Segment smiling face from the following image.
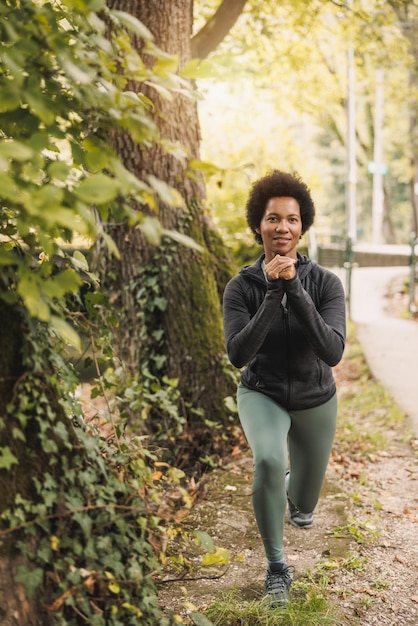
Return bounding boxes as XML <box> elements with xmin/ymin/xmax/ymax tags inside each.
<box><xmin>256</xmin><ymin>197</ymin><xmax>302</xmax><ymax>262</ymax></box>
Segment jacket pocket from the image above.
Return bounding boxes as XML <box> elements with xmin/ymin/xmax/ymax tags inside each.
<box><xmin>316</xmin><ymin>357</ymin><xmax>324</xmax><ymax>387</ymax></box>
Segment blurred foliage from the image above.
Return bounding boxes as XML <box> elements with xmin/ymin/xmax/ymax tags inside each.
<box><xmin>195</xmin><ymin>0</ymin><xmax>415</xmax><ymax>254</ymax></box>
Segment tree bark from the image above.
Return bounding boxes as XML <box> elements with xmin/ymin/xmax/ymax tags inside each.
<box><xmin>191</xmin><ymin>0</ymin><xmax>248</xmax><ymax>59</ymax></box>
<box><xmin>0</xmin><ymin>302</ymin><xmax>64</xmax><ymax>625</ymax></box>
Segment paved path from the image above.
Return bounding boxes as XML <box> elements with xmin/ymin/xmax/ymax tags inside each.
<box><xmin>343</xmin><ymin>266</ymin><xmax>418</xmax><ymax>437</ymax></box>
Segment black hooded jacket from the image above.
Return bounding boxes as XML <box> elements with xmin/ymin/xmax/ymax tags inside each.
<box><xmin>223</xmin><ymin>254</ymin><xmax>346</xmax><ymax>410</ymax></box>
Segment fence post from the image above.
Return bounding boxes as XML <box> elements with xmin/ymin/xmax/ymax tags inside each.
<box><xmin>409</xmin><ymin>232</ymin><xmax>417</xmax><ymax>314</ymax></box>
<box><xmin>344</xmin><ymin>236</ymin><xmax>354</xmax><ymax>320</ymax></box>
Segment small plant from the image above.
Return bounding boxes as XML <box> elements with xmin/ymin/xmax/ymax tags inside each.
<box><xmin>330</xmin><ymin>516</ymin><xmax>379</xmax><ymax>544</ymax></box>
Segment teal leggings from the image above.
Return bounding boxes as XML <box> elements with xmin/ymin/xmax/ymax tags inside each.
<box><xmin>237</xmin><ymin>385</ymin><xmax>338</xmax><ymax>562</ymax></box>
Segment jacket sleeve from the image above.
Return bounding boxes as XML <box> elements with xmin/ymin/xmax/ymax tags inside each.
<box><xmin>284</xmin><ymin>271</ymin><xmax>346</xmax><ymax>366</ymax></box>
<box><xmin>222</xmin><ymin>276</ymin><xmax>285</xmax><ymax>368</ymax></box>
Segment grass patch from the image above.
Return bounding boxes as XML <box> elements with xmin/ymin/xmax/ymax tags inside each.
<box><xmin>336</xmin><ymin>321</ymin><xmax>405</xmax><ymax>456</ymax></box>
<box><xmin>198</xmin><ymin>578</ymin><xmax>341</xmax><ymax>626</ymax></box>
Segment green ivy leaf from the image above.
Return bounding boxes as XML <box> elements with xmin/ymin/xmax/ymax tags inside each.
<box><xmin>0</xmin><ymin>446</ymin><xmax>19</xmax><ymax>469</ymax></box>
<box><xmin>15</xmin><ymin>566</ymin><xmax>44</xmax><ymax>599</ymax></box>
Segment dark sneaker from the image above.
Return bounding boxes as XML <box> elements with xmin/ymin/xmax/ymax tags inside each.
<box><xmin>285</xmin><ymin>471</ymin><xmax>314</xmax><ymax>528</ymax></box>
<box><xmin>287</xmin><ymin>499</ymin><xmax>314</xmax><ymax>528</ymax></box>
<box><xmin>264</xmin><ymin>565</ymin><xmax>293</xmax><ymax>607</ymax></box>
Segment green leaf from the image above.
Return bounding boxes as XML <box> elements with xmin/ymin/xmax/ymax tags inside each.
<box><xmin>50</xmin><ymin>316</ymin><xmax>82</xmax><ymax>351</ymax></box>
<box><xmin>73</xmin><ymin>512</ymin><xmax>92</xmax><ymax>537</ymax></box>
<box><xmin>17</xmin><ymin>275</ymin><xmax>50</xmax><ymax>321</ymax></box>
<box><xmin>75</xmin><ymin>174</ymin><xmax>121</xmax><ymax>204</ymax></box>
<box><xmin>190</xmin><ymin>612</ymin><xmax>216</xmax><ymax>626</ymax></box>
<box><xmin>26</xmin><ymin>184</ymin><xmax>64</xmax><ymax>213</ymax></box>
<box><xmin>147</xmin><ymin>174</ymin><xmax>184</xmax><ymax>207</ymax></box>
<box><xmin>0</xmin><ymin>246</ymin><xmax>18</xmax><ymax>266</ymax></box>
<box><xmin>72</xmin><ymin>250</ymin><xmax>90</xmax><ymax>272</ymax></box>
<box><xmin>101</xmin><ymin>231</ymin><xmax>120</xmax><ymax>258</ymax></box>
<box><xmin>84</xmin><ymin>144</ymin><xmax>111</xmax><ymax>171</ymax></box>
<box><xmin>0</xmin><ymin>173</ymin><xmax>19</xmax><ymax>200</ymax></box>
<box><xmin>0</xmin><ymin>140</ymin><xmax>34</xmax><ymax>161</ymax></box>
<box><xmin>140</xmin><ymin>216</ymin><xmax>163</xmax><ymax>246</ymax></box>
<box><xmin>224</xmin><ymin>396</ymin><xmax>237</xmax><ymax>413</ymax></box>
<box><xmin>193</xmin><ymin>530</ymin><xmax>215</xmax><ymax>552</ymax></box>
<box><xmin>201</xmin><ymin>547</ymin><xmax>230</xmax><ymax>567</ymax></box>
<box><xmin>0</xmin><ymin>87</ymin><xmax>20</xmax><ymax>112</ymax></box>
<box><xmin>111</xmin><ymin>10</ymin><xmax>154</xmax><ymax>40</ymax></box>
<box><xmin>153</xmin><ymin>54</ymin><xmax>179</xmax><ymax>77</ymax></box>
<box><xmin>47</xmin><ymin>160</ymin><xmax>72</xmax><ymax>181</ymax></box>
<box><xmin>15</xmin><ymin>566</ymin><xmax>44</xmax><ymax>599</ymax></box>
<box><xmin>24</xmin><ymin>91</ymin><xmax>56</xmax><ymax>125</ymax></box>
<box><xmin>188</xmin><ymin>159</ymin><xmax>221</xmax><ymax>176</ymax></box>
<box><xmin>163</xmin><ymin>229</ymin><xmax>203</xmax><ymax>252</ymax></box>
<box><xmin>42</xmin><ymin>269</ymin><xmax>82</xmax><ymax>300</ymax></box>
<box><xmin>0</xmin><ymin>446</ymin><xmax>18</xmax><ymax>469</ymax></box>
<box><xmin>181</xmin><ymin>59</ymin><xmax>218</xmax><ymax>80</ymax></box>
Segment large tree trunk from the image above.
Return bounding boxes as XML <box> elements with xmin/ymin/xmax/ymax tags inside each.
<box><xmin>100</xmin><ymin>0</ymin><xmax>238</xmax><ymax>449</ymax></box>
<box><xmin>0</xmin><ymin>302</ymin><xmax>62</xmax><ymax>624</ymax></box>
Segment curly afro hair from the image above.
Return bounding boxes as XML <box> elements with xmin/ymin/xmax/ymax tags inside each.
<box><xmin>246</xmin><ymin>170</ymin><xmax>315</xmax><ymax>244</ymax></box>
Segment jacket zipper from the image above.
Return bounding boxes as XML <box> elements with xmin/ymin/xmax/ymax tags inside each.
<box><xmin>281</xmin><ymin>295</ymin><xmax>292</xmax><ymax>408</ymax></box>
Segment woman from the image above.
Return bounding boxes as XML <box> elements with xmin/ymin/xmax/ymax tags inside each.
<box><xmin>222</xmin><ymin>170</ymin><xmax>346</xmax><ymax>606</ymax></box>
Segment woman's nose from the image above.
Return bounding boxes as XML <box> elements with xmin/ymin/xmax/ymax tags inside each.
<box><xmin>275</xmin><ymin>221</ymin><xmax>288</xmax><ymax>231</ymax></box>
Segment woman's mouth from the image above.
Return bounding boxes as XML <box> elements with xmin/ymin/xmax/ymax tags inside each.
<box><xmin>273</xmin><ymin>237</ymin><xmax>290</xmax><ymax>245</ymax></box>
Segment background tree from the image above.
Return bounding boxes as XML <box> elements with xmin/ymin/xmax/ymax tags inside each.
<box><xmin>388</xmin><ymin>0</ymin><xmax>418</xmax><ymax>234</ymax></box>
<box><xmin>98</xmin><ymin>0</ymin><xmax>249</xmax><ymax>465</ymax></box>
<box><xmin>197</xmin><ymin>0</ymin><xmax>415</xmax><ymax>248</ymax></box>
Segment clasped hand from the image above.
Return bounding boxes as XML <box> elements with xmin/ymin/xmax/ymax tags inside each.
<box><xmin>265</xmin><ymin>255</ymin><xmax>296</xmax><ymax>281</ymax></box>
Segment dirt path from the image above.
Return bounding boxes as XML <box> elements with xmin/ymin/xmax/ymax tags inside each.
<box><xmin>158</xmin><ymin>345</ymin><xmax>418</xmax><ymax>625</ymax></box>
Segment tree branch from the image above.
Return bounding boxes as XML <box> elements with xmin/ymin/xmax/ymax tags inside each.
<box><xmin>191</xmin><ymin>0</ymin><xmax>248</xmax><ymax>60</ymax></box>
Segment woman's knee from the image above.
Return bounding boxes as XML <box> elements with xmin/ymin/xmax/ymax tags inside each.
<box><xmin>255</xmin><ymin>454</ymin><xmax>287</xmax><ymax>484</ymax></box>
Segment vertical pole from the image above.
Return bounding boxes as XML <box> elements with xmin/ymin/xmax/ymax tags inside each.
<box><xmin>372</xmin><ymin>69</ymin><xmax>385</xmax><ymax>244</ymax></box>
<box><xmin>345</xmin><ymin>35</ymin><xmax>356</xmax><ymax>320</ymax></box>
<box><xmin>347</xmin><ymin>45</ymin><xmax>357</xmax><ymax>245</ymax></box>
<box><xmin>409</xmin><ymin>232</ymin><xmax>417</xmax><ymax>314</ymax></box>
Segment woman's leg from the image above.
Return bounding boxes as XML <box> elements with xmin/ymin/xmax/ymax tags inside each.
<box><xmin>237</xmin><ymin>385</ymin><xmax>291</xmax><ymax>562</ymax></box>
<box><xmin>287</xmin><ymin>393</ymin><xmax>338</xmax><ymax>514</ymax></box>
